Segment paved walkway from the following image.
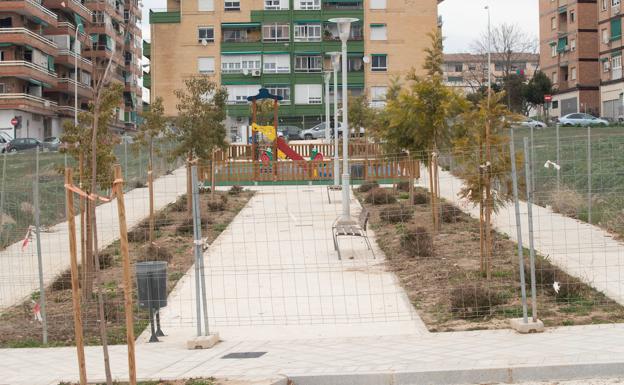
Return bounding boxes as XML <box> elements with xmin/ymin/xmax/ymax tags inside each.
<box><xmin>418</xmin><ymin>166</ymin><xmax>624</xmax><ymax>306</ymax></box>
<box><xmin>0</xmin><ymin>167</ymin><xmax>187</xmax><ymax>310</ymax></box>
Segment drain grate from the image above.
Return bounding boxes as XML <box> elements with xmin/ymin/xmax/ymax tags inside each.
<box><xmin>221</xmin><ymin>351</ymin><xmax>267</xmax><ymax>359</ymax></box>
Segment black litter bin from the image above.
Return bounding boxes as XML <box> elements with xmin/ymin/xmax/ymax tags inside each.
<box><xmin>136</xmin><ymin>261</ymin><xmax>167</xmax><ymax>309</ymax></box>
<box><xmin>351</xmin><ymin>164</ymin><xmax>364</xmax><ymax>179</ymax></box>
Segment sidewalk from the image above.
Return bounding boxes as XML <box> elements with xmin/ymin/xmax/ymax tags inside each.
<box><xmin>419</xmin><ymin>166</ymin><xmax>624</xmax><ymax>306</ymax></box>
<box><xmin>0</xmin><ymin>167</ymin><xmax>187</xmax><ymax>310</ymax></box>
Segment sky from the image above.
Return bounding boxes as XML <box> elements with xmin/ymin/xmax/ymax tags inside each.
<box><xmin>140</xmin><ymin>0</ymin><xmax>540</xmax><ymax>51</ymax></box>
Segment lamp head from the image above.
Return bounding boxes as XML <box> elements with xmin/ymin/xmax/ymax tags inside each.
<box><xmin>327</xmin><ymin>51</ymin><xmax>341</xmax><ymax>69</ymax></box>
<box><xmin>328</xmin><ymin>18</ymin><xmax>358</xmax><ymax>41</ymax></box>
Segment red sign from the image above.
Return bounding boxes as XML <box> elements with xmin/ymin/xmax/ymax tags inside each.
<box><xmin>10</xmin><ymin>118</ymin><xmax>18</xmax><ymax>126</ymax></box>
<box><xmin>544</xmin><ymin>95</ymin><xmax>553</xmax><ymax>102</ymax></box>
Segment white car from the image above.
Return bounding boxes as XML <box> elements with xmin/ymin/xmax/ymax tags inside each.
<box><xmin>558</xmin><ymin>113</ymin><xmax>609</xmax><ymax>127</ymax></box>
<box><xmin>520</xmin><ymin>118</ymin><xmax>547</xmax><ymax>129</ymax></box>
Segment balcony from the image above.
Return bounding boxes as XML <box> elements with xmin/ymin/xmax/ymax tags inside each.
<box><xmin>50</xmin><ymin>22</ymin><xmax>91</xmax><ymax>45</ymax></box>
<box><xmin>613</xmin><ymin>67</ymin><xmax>623</xmax><ymax>81</ymax></box>
<box><xmin>0</xmin><ymin>28</ymin><xmax>58</xmax><ymax>56</ymax></box>
<box><xmin>143</xmin><ymin>40</ymin><xmax>150</xmax><ymax>59</ymax></box>
<box><xmin>57</xmin><ymin>105</ymin><xmax>87</xmax><ymax>117</ymax></box>
<box><xmin>45</xmin><ymin>0</ymin><xmax>92</xmax><ymax>21</ymax></box>
<box><xmin>0</xmin><ymin>0</ymin><xmax>58</xmax><ymax>27</ymax></box>
<box><xmin>142</xmin><ymin>72</ymin><xmax>150</xmax><ymax>88</ymax></box>
<box><xmin>0</xmin><ymin>60</ymin><xmax>57</xmax><ymax>86</ymax></box>
<box><xmin>56</xmin><ymin>49</ymin><xmax>93</xmax><ymax>72</ymax></box>
<box><xmin>322</xmin><ymin>0</ymin><xmax>363</xmax><ymax>10</ymax></box>
<box><xmin>54</xmin><ymin>78</ymin><xmax>93</xmax><ymax>97</ymax></box>
<box><xmin>149</xmin><ymin>9</ymin><xmax>180</xmax><ymax>24</ymax></box>
<box><xmin>0</xmin><ymin>93</ymin><xmax>57</xmax><ymax>115</ymax></box>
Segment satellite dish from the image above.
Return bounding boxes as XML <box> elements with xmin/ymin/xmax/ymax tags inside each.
<box><xmin>201</xmin><ymin>39</ymin><xmax>208</xmax><ymax>46</ymax></box>
<box><xmin>362</xmin><ymin>55</ymin><xmax>371</xmax><ymax>64</ymax></box>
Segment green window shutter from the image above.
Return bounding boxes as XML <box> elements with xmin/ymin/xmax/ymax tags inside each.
<box><xmin>105</xmin><ymin>35</ymin><xmax>113</xmax><ymax>50</ymax></box>
<box><xmin>47</xmin><ymin>55</ymin><xmax>55</xmax><ymax>72</ymax></box>
<box><xmin>612</xmin><ymin>18</ymin><xmax>622</xmax><ymax>40</ymax></box>
<box><xmin>90</xmin><ymin>33</ymin><xmax>98</xmax><ymax>43</ymax></box>
<box><xmin>74</xmin><ymin>13</ymin><xmax>84</xmax><ymax>34</ymax></box>
<box><xmin>556</xmin><ymin>37</ymin><xmax>568</xmax><ymax>53</ymax></box>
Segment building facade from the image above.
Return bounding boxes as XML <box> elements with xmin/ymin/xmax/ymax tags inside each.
<box><xmin>148</xmin><ymin>0</ymin><xmax>441</xmax><ymax>139</ymax></box>
<box><xmin>443</xmin><ymin>52</ymin><xmax>539</xmax><ymax>94</ymax></box>
<box><xmin>0</xmin><ymin>0</ymin><xmax>142</xmax><ymax>140</ymax></box>
<box><xmin>539</xmin><ymin>0</ymin><xmax>600</xmax><ymax>118</ymax></box>
<box><xmin>598</xmin><ymin>0</ymin><xmax>624</xmax><ymax>120</ymax></box>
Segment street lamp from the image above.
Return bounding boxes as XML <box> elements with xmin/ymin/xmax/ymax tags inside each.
<box><xmin>485</xmin><ymin>5</ymin><xmax>491</xmax><ymax>97</ymax></box>
<box><xmin>324</xmin><ymin>71</ymin><xmax>331</xmax><ymax>142</ymax></box>
<box><xmin>329</xmin><ymin>17</ymin><xmax>358</xmax><ymax>223</ymax></box>
<box><xmin>328</xmin><ymin>51</ymin><xmax>341</xmax><ymax>187</ymax></box>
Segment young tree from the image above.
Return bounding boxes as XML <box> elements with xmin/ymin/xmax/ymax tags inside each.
<box><xmin>348</xmin><ymin>93</ymin><xmax>374</xmax><ymax>135</ymax></box>
<box><xmin>453</xmin><ymin>91</ymin><xmax>521</xmax><ymax>279</ymax></box>
<box><xmin>170</xmin><ymin>76</ymin><xmax>228</xmax><ymax>211</ymax></box>
<box><xmin>502</xmin><ymin>73</ymin><xmax>528</xmax><ymax>114</ymax></box>
<box><xmin>523</xmin><ymin>71</ymin><xmax>553</xmax><ymax>118</ymax></box>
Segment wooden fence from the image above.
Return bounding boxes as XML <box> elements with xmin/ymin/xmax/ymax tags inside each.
<box><xmin>213</xmin><ymin>141</ymin><xmax>385</xmax><ymax>161</ymax></box>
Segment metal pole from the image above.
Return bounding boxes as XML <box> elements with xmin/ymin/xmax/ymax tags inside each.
<box><xmin>486</xmin><ymin>6</ymin><xmax>491</xmax><ymax>93</ymax></box>
<box><xmin>333</xmin><ymin>65</ymin><xmax>339</xmax><ymax>186</ymax></box>
<box><xmin>510</xmin><ymin>130</ymin><xmax>528</xmax><ymax>323</ymax></box>
<box><xmin>530</xmin><ymin>125</ymin><xmax>535</xmax><ymax>193</ymax></box>
<box><xmin>190</xmin><ymin>164</ymin><xmax>202</xmax><ymax>337</ymax></box>
<box><xmin>324</xmin><ymin>72</ymin><xmax>331</xmax><ymax>142</ymax></box>
<box><xmin>191</xmin><ymin>165</ymin><xmax>210</xmax><ymax>336</ymax></box>
<box><xmin>587</xmin><ymin>126</ymin><xmax>592</xmax><ymax>224</ymax></box>
<box><xmin>523</xmin><ymin>137</ymin><xmax>538</xmax><ymax>322</ymax></box>
<box><xmin>340</xmin><ymin>38</ymin><xmax>351</xmax><ymax>221</ymax></box>
<box><xmin>74</xmin><ymin>27</ymin><xmax>78</xmax><ymax>127</ymax></box>
<box><xmin>34</xmin><ymin>146</ymin><xmax>48</xmax><ymax>343</ymax></box>
<box><xmin>556</xmin><ymin>123</ymin><xmax>560</xmax><ymax>190</ymax></box>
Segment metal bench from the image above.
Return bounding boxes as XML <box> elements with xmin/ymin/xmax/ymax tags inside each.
<box><xmin>326</xmin><ymin>185</ymin><xmax>342</xmax><ymax>203</ymax></box>
<box><xmin>332</xmin><ymin>208</ymin><xmax>375</xmax><ymax>260</ymax></box>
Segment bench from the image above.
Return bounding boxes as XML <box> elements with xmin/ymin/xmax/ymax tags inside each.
<box><xmin>332</xmin><ymin>208</ymin><xmax>375</xmax><ymax>260</ymax></box>
<box><xmin>326</xmin><ymin>184</ymin><xmax>342</xmax><ymax>203</ymax></box>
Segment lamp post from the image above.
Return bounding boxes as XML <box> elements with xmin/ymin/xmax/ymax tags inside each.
<box><xmin>485</xmin><ymin>5</ymin><xmax>491</xmax><ymax>96</ymax></box>
<box><xmin>74</xmin><ymin>26</ymin><xmax>79</xmax><ymax>127</ymax></box>
<box><xmin>329</xmin><ymin>17</ymin><xmax>358</xmax><ymax>223</ymax></box>
<box><xmin>324</xmin><ymin>71</ymin><xmax>331</xmax><ymax>142</ymax></box>
<box><xmin>328</xmin><ymin>51</ymin><xmax>341</xmax><ymax>187</ymax></box>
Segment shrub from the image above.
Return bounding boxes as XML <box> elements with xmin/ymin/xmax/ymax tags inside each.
<box><xmin>207</xmin><ymin>194</ymin><xmax>228</xmax><ymax>211</ymax></box>
<box><xmin>51</xmin><ymin>270</ymin><xmax>73</xmax><ymax>291</ymax></box>
<box><xmin>131</xmin><ymin>179</ymin><xmax>147</xmax><ymax>189</ymax></box>
<box><xmin>450</xmin><ymin>285</ymin><xmax>506</xmax><ymax>318</ymax></box>
<box><xmin>228</xmin><ymin>185</ymin><xmax>244</xmax><ymax>196</ymax></box>
<box><xmin>154</xmin><ymin>212</ymin><xmax>175</xmax><ymax>229</ymax></box>
<box><xmin>379</xmin><ymin>205</ymin><xmax>414</xmax><ymax>223</ymax></box>
<box><xmin>364</xmin><ymin>188</ymin><xmax>397</xmax><ymax>205</ymax></box>
<box><xmin>549</xmin><ymin>187</ymin><xmax>584</xmax><ymax>218</ymax></box>
<box><xmin>358</xmin><ymin>180</ymin><xmax>379</xmax><ymax>193</ymax></box>
<box><xmin>175</xmin><ymin>217</ymin><xmax>194</xmax><ymax>235</ymax></box>
<box><xmin>98</xmin><ymin>251</ymin><xmax>115</xmax><ymax>269</ymax></box>
<box><xmin>529</xmin><ymin>257</ymin><xmax>585</xmax><ymax>300</ymax></box>
<box><xmin>198</xmin><ymin>185</ymin><xmax>211</xmax><ymax>194</ymax></box>
<box><xmin>400</xmin><ymin>226</ymin><xmax>433</xmax><ymax>257</ymax></box>
<box><xmin>170</xmin><ymin>195</ymin><xmax>188</xmax><ymax>212</ymax></box>
<box><xmin>413</xmin><ymin>189</ymin><xmax>430</xmax><ymax>205</ymax></box>
<box><xmin>397</xmin><ymin>181</ymin><xmax>411</xmax><ymax>192</ymax></box>
<box><xmin>137</xmin><ymin>243</ymin><xmax>173</xmax><ymax>263</ymax></box>
<box><xmin>127</xmin><ymin>221</ymin><xmax>149</xmax><ymax>243</ymax></box>
<box><xmin>440</xmin><ymin>203</ymin><xmax>462</xmax><ymax>223</ymax></box>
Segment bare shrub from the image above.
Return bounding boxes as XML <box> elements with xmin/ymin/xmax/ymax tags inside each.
<box><xmin>228</xmin><ymin>185</ymin><xmax>244</xmax><ymax>196</ymax></box>
<box><xmin>207</xmin><ymin>195</ymin><xmax>228</xmax><ymax>211</ymax></box>
<box><xmin>127</xmin><ymin>221</ymin><xmax>149</xmax><ymax>243</ymax></box>
<box><xmin>397</xmin><ymin>181</ymin><xmax>411</xmax><ymax>192</ymax></box>
<box><xmin>450</xmin><ymin>285</ymin><xmax>506</xmax><ymax>318</ymax></box>
<box><xmin>413</xmin><ymin>188</ymin><xmax>430</xmax><ymax>205</ymax></box>
<box><xmin>51</xmin><ymin>270</ymin><xmax>73</xmax><ymax>291</ymax></box>
<box><xmin>358</xmin><ymin>180</ymin><xmax>379</xmax><ymax>193</ymax></box>
<box><xmin>440</xmin><ymin>203</ymin><xmax>462</xmax><ymax>223</ymax></box>
<box><xmin>137</xmin><ymin>243</ymin><xmax>173</xmax><ymax>263</ymax></box>
<box><xmin>170</xmin><ymin>195</ymin><xmax>187</xmax><ymax>212</ymax></box>
<box><xmin>400</xmin><ymin>226</ymin><xmax>433</xmax><ymax>257</ymax></box>
<box><xmin>365</xmin><ymin>188</ymin><xmax>397</xmax><ymax>205</ymax></box>
<box><xmin>549</xmin><ymin>187</ymin><xmax>584</xmax><ymax>218</ymax></box>
<box><xmin>379</xmin><ymin>205</ymin><xmax>414</xmax><ymax>223</ymax></box>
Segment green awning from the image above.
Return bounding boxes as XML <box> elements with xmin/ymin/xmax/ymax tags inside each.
<box><xmin>31</xmin><ymin>16</ymin><xmax>48</xmax><ymax>27</ymax></box>
<box><xmin>295</xmin><ymin>51</ymin><xmax>321</xmax><ymax>55</ymax></box>
<box><xmin>558</xmin><ymin>6</ymin><xmax>567</xmax><ymax>14</ymax></box>
<box><xmin>263</xmin><ymin>51</ymin><xmax>289</xmax><ymax>54</ymax></box>
<box><xmin>611</xmin><ymin>18</ymin><xmax>622</xmax><ymax>40</ymax></box>
<box><xmin>221</xmin><ymin>51</ymin><xmax>262</xmax><ymax>55</ymax></box>
<box><xmin>295</xmin><ymin>20</ymin><xmax>320</xmax><ymax>23</ymax></box>
<box><xmin>611</xmin><ymin>51</ymin><xmax>622</xmax><ymax>57</ymax></box>
<box><xmin>90</xmin><ymin>33</ymin><xmax>98</xmax><ymax>43</ymax></box>
<box><xmin>0</xmin><ymin>43</ymin><xmax>12</xmax><ymax>47</ymax></box>
<box><xmin>370</xmin><ymin>23</ymin><xmax>386</xmax><ymax>27</ymax></box>
<box><xmin>347</xmin><ymin>52</ymin><xmax>363</xmax><ymax>57</ymax></box>
<box><xmin>222</xmin><ymin>22</ymin><xmax>260</xmax><ymax>28</ymax></box>
<box><xmin>105</xmin><ymin>35</ymin><xmax>113</xmax><ymax>50</ymax></box>
<box><xmin>74</xmin><ymin>13</ymin><xmax>84</xmax><ymax>34</ymax></box>
<box><xmin>222</xmin><ymin>81</ymin><xmax>260</xmax><ymax>85</ymax></box>
<box><xmin>371</xmin><ymin>54</ymin><xmax>386</xmax><ymax>57</ymax></box>
<box><xmin>47</xmin><ymin>55</ymin><xmax>55</xmax><ymax>72</ymax></box>
<box><xmin>28</xmin><ymin>79</ymin><xmax>43</xmax><ymax>86</ymax></box>
<box><xmin>601</xmin><ymin>57</ymin><xmax>610</xmax><ymax>62</ymax></box>
<box><xmin>42</xmin><ymin>82</ymin><xmax>52</xmax><ymax>88</ymax></box>
<box><xmin>324</xmin><ymin>0</ymin><xmax>361</xmax><ymax>2</ymax></box>
<box><xmin>556</xmin><ymin>37</ymin><xmax>567</xmax><ymax>53</ymax></box>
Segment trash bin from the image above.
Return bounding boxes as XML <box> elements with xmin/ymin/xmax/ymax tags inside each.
<box><xmin>351</xmin><ymin>164</ymin><xmax>364</xmax><ymax>179</ymax></box>
<box><xmin>136</xmin><ymin>261</ymin><xmax>167</xmax><ymax>309</ymax></box>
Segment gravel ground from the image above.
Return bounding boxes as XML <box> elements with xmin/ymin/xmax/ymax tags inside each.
<box><xmin>490</xmin><ymin>379</ymin><xmax>624</xmax><ymax>385</ymax></box>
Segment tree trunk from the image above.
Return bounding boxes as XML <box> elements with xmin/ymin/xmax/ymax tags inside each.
<box><xmin>186</xmin><ymin>154</ymin><xmax>192</xmax><ymax>215</ymax></box>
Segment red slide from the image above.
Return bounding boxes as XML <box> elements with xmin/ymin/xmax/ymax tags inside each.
<box><xmin>276</xmin><ymin>137</ymin><xmax>304</xmax><ymax>160</ymax></box>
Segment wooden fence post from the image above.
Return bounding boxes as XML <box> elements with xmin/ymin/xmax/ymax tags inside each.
<box><xmin>65</xmin><ymin>168</ymin><xmax>87</xmax><ymax>385</ymax></box>
<box><xmin>409</xmin><ymin>159</ymin><xmax>415</xmax><ymax>205</ymax></box>
<box><xmin>148</xmin><ymin>168</ymin><xmax>154</xmax><ymax>244</ymax></box>
<box><xmin>113</xmin><ymin>165</ymin><xmax>137</xmax><ymax>385</ymax></box>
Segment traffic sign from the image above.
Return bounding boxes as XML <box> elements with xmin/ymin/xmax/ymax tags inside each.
<box><xmin>10</xmin><ymin>118</ymin><xmax>18</xmax><ymax>126</ymax></box>
<box><xmin>544</xmin><ymin>95</ymin><xmax>552</xmax><ymax>102</ymax></box>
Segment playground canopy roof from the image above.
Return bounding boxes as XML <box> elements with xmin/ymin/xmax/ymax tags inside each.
<box><xmin>247</xmin><ymin>88</ymin><xmax>284</xmax><ymax>102</ymax></box>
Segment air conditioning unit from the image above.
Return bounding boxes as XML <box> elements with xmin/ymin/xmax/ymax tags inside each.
<box><xmin>604</xmin><ymin>37</ymin><xmax>610</xmax><ymax>44</ymax></box>
<box><xmin>251</xmin><ymin>69</ymin><xmax>261</xmax><ymax>77</ymax></box>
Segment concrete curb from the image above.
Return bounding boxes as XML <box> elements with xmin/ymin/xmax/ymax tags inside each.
<box><xmin>288</xmin><ymin>361</ymin><xmax>624</xmax><ymax>385</ymax></box>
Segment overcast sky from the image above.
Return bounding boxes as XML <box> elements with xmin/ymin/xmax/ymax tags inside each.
<box><xmin>140</xmin><ymin>0</ymin><xmax>540</xmax><ymax>51</ymax></box>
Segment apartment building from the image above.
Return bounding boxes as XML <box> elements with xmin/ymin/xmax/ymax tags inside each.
<box><xmin>598</xmin><ymin>0</ymin><xmax>624</xmax><ymax>120</ymax></box>
<box><xmin>539</xmin><ymin>0</ymin><xmax>600</xmax><ymax>118</ymax></box>
<box><xmin>443</xmin><ymin>52</ymin><xmax>539</xmax><ymax>94</ymax></box>
<box><xmin>149</xmin><ymin>0</ymin><xmax>441</xmax><ymax>138</ymax></box>
<box><xmin>0</xmin><ymin>0</ymin><xmax>142</xmax><ymax>140</ymax></box>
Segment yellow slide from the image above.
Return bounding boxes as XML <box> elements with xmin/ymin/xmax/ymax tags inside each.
<box><xmin>252</xmin><ymin>123</ymin><xmax>287</xmax><ymax>159</ymax></box>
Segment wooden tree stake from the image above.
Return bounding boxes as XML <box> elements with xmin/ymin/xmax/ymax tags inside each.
<box><xmin>113</xmin><ymin>165</ymin><xmax>137</xmax><ymax>385</ymax></box>
<box><xmin>148</xmin><ymin>168</ymin><xmax>154</xmax><ymax>244</ymax></box>
<box><xmin>65</xmin><ymin>168</ymin><xmax>87</xmax><ymax>385</ymax></box>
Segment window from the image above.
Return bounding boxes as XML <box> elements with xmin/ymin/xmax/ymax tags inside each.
<box><xmin>197</xmin><ymin>57</ymin><xmax>215</xmax><ymax>74</ymax></box>
<box><xmin>294</xmin><ymin>0</ymin><xmax>320</xmax><ymax>10</ymax></box>
<box><xmin>295</xmin><ymin>55</ymin><xmax>322</xmax><ymax>72</ymax></box>
<box><xmin>371</xmin><ymin>54</ymin><xmax>387</xmax><ymax>71</ymax></box>
<box><xmin>265</xmin><ymin>85</ymin><xmax>291</xmax><ymax>104</ymax></box>
<box><xmin>571</xmin><ymin>67</ymin><xmax>577</xmax><ymax>80</ymax></box>
<box><xmin>198</xmin><ymin>27</ymin><xmax>215</xmax><ymax>43</ymax></box>
<box><xmin>263</xmin><ymin>54</ymin><xmax>290</xmax><ymax>73</ymax></box>
<box><xmin>603</xmin><ymin>0</ymin><xmax>608</xmax><ymax>10</ymax></box>
<box><xmin>198</xmin><ymin>0</ymin><xmax>214</xmax><ymax>11</ymax></box>
<box><xmin>265</xmin><ymin>0</ymin><xmax>288</xmax><ymax>9</ymax></box>
<box><xmin>552</xmin><ymin>100</ymin><xmax>559</xmax><ymax>109</ymax></box>
<box><xmin>551</xmin><ymin>44</ymin><xmax>557</xmax><ymax>57</ymax></box>
<box><xmin>295</xmin><ymin>84</ymin><xmax>322</xmax><ymax>104</ymax></box>
<box><xmin>370</xmin><ymin>0</ymin><xmax>386</xmax><ymax>9</ymax></box>
<box><xmin>294</xmin><ymin>23</ymin><xmax>321</xmax><ymax>42</ymax></box>
<box><xmin>468</xmin><ymin>64</ymin><xmax>476</xmax><ymax>71</ymax></box>
<box><xmin>124</xmin><ymin>10</ymin><xmax>129</xmax><ymax>22</ymax></box>
<box><xmin>604</xmin><ymin>59</ymin><xmax>611</xmax><ymax>72</ymax></box>
<box><xmin>551</xmin><ymin>17</ymin><xmax>556</xmax><ymax>30</ymax></box>
<box><xmin>348</xmin><ymin>57</ymin><xmax>364</xmax><ymax>72</ymax></box>
<box><xmin>224</xmin><ymin>0</ymin><xmax>240</xmax><ymax>11</ymax></box>
<box><xmin>223</xmin><ymin>29</ymin><xmax>247</xmax><ymax>42</ymax></box>
<box><xmin>262</xmin><ymin>23</ymin><xmax>289</xmax><ymax>41</ymax></box>
<box><xmin>552</xmin><ymin>71</ymin><xmax>557</xmax><ymax>83</ymax></box>
<box><xmin>570</xmin><ymin>39</ymin><xmax>576</xmax><ymax>51</ymax></box>
<box><xmin>221</xmin><ymin>54</ymin><xmax>261</xmax><ymax>73</ymax></box>
<box><xmin>370</xmin><ymin>86</ymin><xmax>387</xmax><ymax>102</ymax></box>
<box><xmin>603</xmin><ymin>28</ymin><xmax>610</xmax><ymax>44</ymax></box>
<box><xmin>495</xmin><ymin>62</ymin><xmax>504</xmax><ymax>71</ymax></box>
<box><xmin>0</xmin><ymin>17</ymin><xmax>11</xmax><ymax>27</ymax></box>
<box><xmin>370</xmin><ymin>24</ymin><xmax>387</xmax><ymax>40</ymax></box>
<box><xmin>225</xmin><ymin>85</ymin><xmax>261</xmax><ymax>104</ymax></box>
<box><xmin>454</xmin><ymin>63</ymin><xmax>463</xmax><ymax>72</ymax></box>
<box><xmin>613</xmin><ymin>54</ymin><xmax>622</xmax><ymax>80</ymax></box>
<box><xmin>570</xmin><ymin>10</ymin><xmax>575</xmax><ymax>22</ymax></box>
<box><xmin>0</xmin><ymin>83</ymin><xmax>5</xmax><ymax>93</ymax></box>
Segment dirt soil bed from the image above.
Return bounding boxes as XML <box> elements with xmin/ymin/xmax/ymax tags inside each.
<box><xmin>0</xmin><ymin>187</ymin><xmax>253</xmax><ymax>348</ymax></box>
<box><xmin>358</xmin><ymin>185</ymin><xmax>624</xmax><ymax>332</ymax></box>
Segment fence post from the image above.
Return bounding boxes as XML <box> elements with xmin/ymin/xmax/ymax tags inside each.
<box><xmin>587</xmin><ymin>126</ymin><xmax>592</xmax><ymax>224</ymax></box>
<box><xmin>33</xmin><ymin>146</ymin><xmax>47</xmax><ymax>344</ymax></box>
<box><xmin>0</xmin><ymin>150</ymin><xmax>6</xmax><ymax>237</ymax></box>
<box><xmin>556</xmin><ymin>123</ymin><xmax>560</xmax><ymax>190</ymax></box>
<box><xmin>124</xmin><ymin>139</ymin><xmax>128</xmax><ymax>182</ymax></box>
<box><xmin>112</xmin><ymin>165</ymin><xmax>137</xmax><ymax>385</ymax></box>
<box><xmin>148</xmin><ymin>169</ymin><xmax>154</xmax><ymax>244</ymax></box>
<box><xmin>530</xmin><ymin>125</ymin><xmax>535</xmax><ymax>194</ymax></box>
<box><xmin>64</xmin><ymin>168</ymin><xmax>88</xmax><ymax>385</ymax></box>
<box><xmin>191</xmin><ymin>164</ymin><xmax>210</xmax><ymax>336</ymax></box>
<box><xmin>509</xmin><ymin>129</ymin><xmax>528</xmax><ymax>324</ymax></box>
<box><xmin>523</xmin><ymin>137</ymin><xmax>538</xmax><ymax>323</ymax></box>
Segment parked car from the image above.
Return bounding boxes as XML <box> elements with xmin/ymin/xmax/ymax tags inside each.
<box><xmin>278</xmin><ymin>125</ymin><xmax>303</xmax><ymax>141</ymax></box>
<box><xmin>299</xmin><ymin>122</ymin><xmax>345</xmax><ymax>140</ymax></box>
<box><xmin>4</xmin><ymin>138</ymin><xmax>42</xmax><ymax>153</ymax></box>
<box><xmin>559</xmin><ymin>113</ymin><xmax>609</xmax><ymax>126</ymax></box>
<box><xmin>43</xmin><ymin>136</ymin><xmax>62</xmax><ymax>151</ymax></box>
<box><xmin>0</xmin><ymin>134</ymin><xmax>9</xmax><ymax>153</ymax></box>
<box><xmin>518</xmin><ymin>118</ymin><xmax>547</xmax><ymax>129</ymax></box>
